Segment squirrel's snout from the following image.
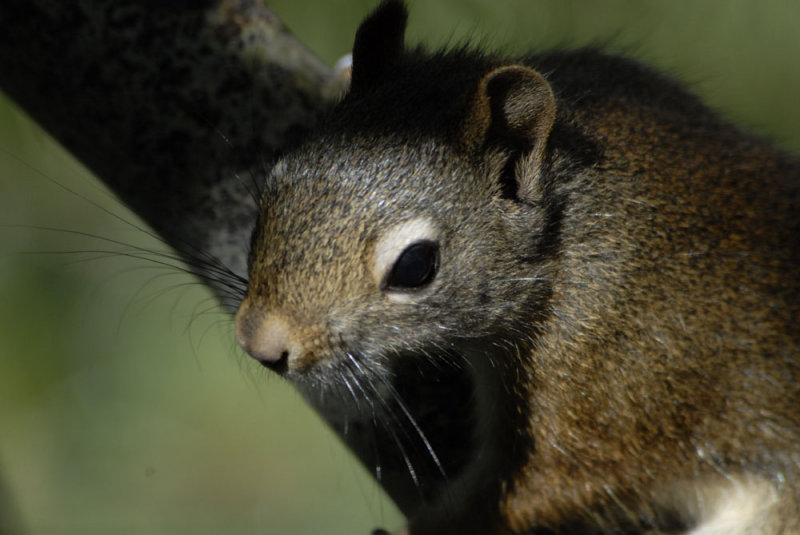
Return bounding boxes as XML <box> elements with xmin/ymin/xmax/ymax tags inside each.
<box><xmin>235</xmin><ymin>303</ymin><xmax>293</xmax><ymax>374</ymax></box>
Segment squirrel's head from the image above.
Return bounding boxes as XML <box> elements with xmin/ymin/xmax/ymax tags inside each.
<box><xmin>235</xmin><ymin>0</ymin><xmax>558</xmax><ymax>392</ymax></box>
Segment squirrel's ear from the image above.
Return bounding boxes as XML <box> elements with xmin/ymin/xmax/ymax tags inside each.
<box><xmin>351</xmin><ymin>0</ymin><xmax>408</xmax><ymax>91</ymax></box>
<box><xmin>462</xmin><ymin>65</ymin><xmax>556</xmax><ymax>202</ymax></box>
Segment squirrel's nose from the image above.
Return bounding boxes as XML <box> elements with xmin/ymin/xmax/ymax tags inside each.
<box><xmin>235</xmin><ymin>305</ymin><xmax>293</xmax><ymax>374</ymax></box>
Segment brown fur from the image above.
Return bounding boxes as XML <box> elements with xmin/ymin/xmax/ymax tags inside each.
<box><xmin>236</xmin><ymin>1</ymin><xmax>800</xmax><ymax>533</ymax></box>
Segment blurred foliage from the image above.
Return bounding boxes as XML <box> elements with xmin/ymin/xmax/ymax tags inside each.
<box><xmin>0</xmin><ymin>1</ymin><xmax>798</xmax><ymax>534</ymax></box>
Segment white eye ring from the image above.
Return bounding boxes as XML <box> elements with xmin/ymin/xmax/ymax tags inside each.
<box><xmin>373</xmin><ymin>217</ymin><xmax>439</xmax><ymax>302</ymax></box>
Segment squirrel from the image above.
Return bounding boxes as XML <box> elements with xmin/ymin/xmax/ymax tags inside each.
<box><xmin>234</xmin><ymin>1</ymin><xmax>800</xmax><ymax>533</ymax></box>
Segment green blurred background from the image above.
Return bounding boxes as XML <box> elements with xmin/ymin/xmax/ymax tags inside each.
<box><xmin>1</xmin><ymin>1</ymin><xmax>798</xmax><ymax>534</ymax></box>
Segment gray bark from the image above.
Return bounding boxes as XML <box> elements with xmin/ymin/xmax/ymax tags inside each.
<box><xmin>0</xmin><ymin>0</ymin><xmax>346</xmax><ymax>312</ymax></box>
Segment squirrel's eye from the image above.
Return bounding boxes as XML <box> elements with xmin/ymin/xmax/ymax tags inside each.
<box><xmin>384</xmin><ymin>241</ymin><xmax>439</xmax><ymax>291</ymax></box>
